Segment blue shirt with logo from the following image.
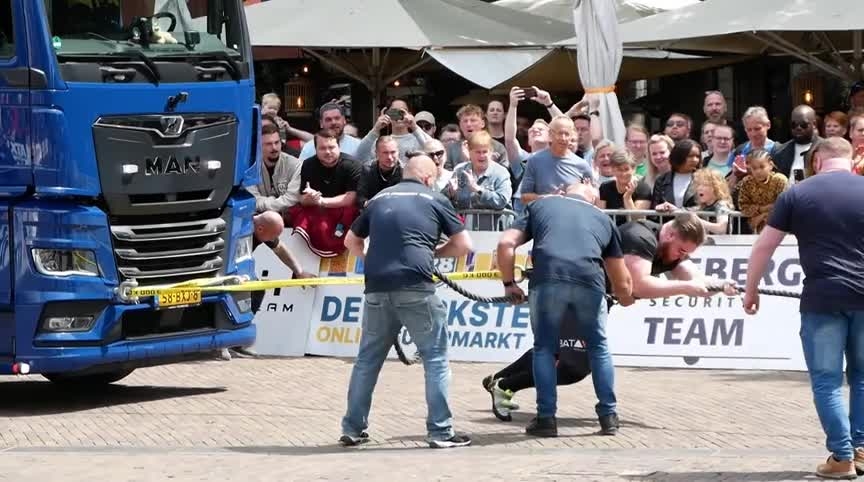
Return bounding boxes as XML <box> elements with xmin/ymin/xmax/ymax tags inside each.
<box><xmin>351</xmin><ymin>179</ymin><xmax>465</xmax><ymax>294</ymax></box>
<box><xmin>510</xmin><ymin>194</ymin><xmax>623</xmax><ymax>291</ymax></box>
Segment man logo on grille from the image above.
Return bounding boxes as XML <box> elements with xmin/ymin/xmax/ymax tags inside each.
<box><xmin>160</xmin><ymin>115</ymin><xmax>184</xmax><ymax>136</ymax></box>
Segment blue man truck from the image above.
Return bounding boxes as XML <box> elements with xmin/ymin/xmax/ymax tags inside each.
<box><xmin>0</xmin><ymin>0</ymin><xmax>260</xmax><ymax>384</ymax></box>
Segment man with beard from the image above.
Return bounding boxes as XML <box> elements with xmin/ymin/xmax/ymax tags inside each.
<box><xmin>298</xmin><ymin>103</ymin><xmax>361</xmax><ymax>161</ymax></box>
<box><xmin>773</xmin><ymin>105</ymin><xmax>822</xmax><ymax>185</ymax></box>
<box><xmin>247</xmin><ymin>124</ymin><xmax>302</xmax><ymax>213</ymax></box>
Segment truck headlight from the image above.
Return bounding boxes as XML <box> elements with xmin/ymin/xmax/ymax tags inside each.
<box><xmin>31</xmin><ymin>249</ymin><xmax>100</xmax><ymax>277</ymax></box>
<box><xmin>234</xmin><ymin>235</ymin><xmax>253</xmax><ymax>263</ymax></box>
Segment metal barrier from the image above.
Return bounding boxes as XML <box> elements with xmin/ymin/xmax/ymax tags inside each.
<box><xmin>456</xmin><ymin>208</ymin><xmax>749</xmax><ymax>235</ymax></box>
<box><xmin>600</xmin><ymin>209</ymin><xmax>748</xmax><ymax>234</ymax></box>
<box><xmin>457</xmin><ymin>209</ymin><xmax>517</xmax><ymax>232</ymax></box>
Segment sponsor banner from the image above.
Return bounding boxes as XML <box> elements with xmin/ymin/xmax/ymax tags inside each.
<box><xmin>258</xmin><ymin>229</ymin><xmax>809</xmax><ymax>371</ymax></box>
<box><xmin>609</xmin><ymin>245</ymin><xmax>804</xmax><ymax>370</ymax></box>
<box><xmin>304</xmin><ymin>231</ymin><xmax>535</xmax><ymax>361</ymax></box>
<box><xmin>249</xmin><ymin>232</ymin><xmax>320</xmax><ymax>356</ymax></box>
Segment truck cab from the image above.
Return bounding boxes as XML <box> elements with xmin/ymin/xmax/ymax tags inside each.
<box><xmin>0</xmin><ymin>0</ymin><xmax>260</xmax><ymax>384</ymax></box>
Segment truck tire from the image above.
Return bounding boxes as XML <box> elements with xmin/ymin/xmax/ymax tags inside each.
<box><xmin>42</xmin><ymin>369</ymin><xmax>135</xmax><ymax>386</ymax></box>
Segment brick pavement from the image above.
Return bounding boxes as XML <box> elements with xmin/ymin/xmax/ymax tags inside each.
<box><xmin>0</xmin><ymin>357</ymin><xmax>843</xmax><ymax>481</ymax></box>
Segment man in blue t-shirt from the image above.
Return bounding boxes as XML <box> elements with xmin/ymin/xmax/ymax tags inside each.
<box><xmin>743</xmin><ymin>137</ymin><xmax>864</xmax><ymax>480</ymax></box>
<box><xmin>339</xmin><ymin>155</ymin><xmax>474</xmax><ymax>450</ymax></box>
<box><xmin>516</xmin><ymin>116</ymin><xmax>593</xmax><ymax>206</ymax></box>
<box><xmin>496</xmin><ymin>183</ymin><xmax>634</xmax><ymax>438</ymax></box>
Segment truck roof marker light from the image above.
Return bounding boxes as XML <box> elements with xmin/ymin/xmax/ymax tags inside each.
<box><xmin>122</xmin><ymin>164</ymin><xmax>139</xmax><ymax>175</ymax></box>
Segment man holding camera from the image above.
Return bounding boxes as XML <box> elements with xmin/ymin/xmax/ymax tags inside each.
<box><xmin>355</xmin><ymin>99</ymin><xmax>433</xmax><ymax>163</ymax></box>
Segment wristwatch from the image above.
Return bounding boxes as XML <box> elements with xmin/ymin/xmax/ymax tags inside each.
<box><xmin>502</xmin><ymin>280</ymin><xmax>516</xmax><ymax>287</ymax></box>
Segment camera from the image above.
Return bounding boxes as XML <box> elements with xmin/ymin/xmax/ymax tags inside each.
<box><xmin>386</xmin><ymin>108</ymin><xmax>404</xmax><ymax>121</ymax></box>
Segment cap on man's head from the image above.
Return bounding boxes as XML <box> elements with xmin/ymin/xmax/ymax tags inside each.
<box><xmin>415</xmin><ymin>111</ymin><xmax>436</xmax><ymax>125</ymax></box>
<box><xmin>850</xmin><ymin>81</ymin><xmax>864</xmax><ymax>98</ymax></box>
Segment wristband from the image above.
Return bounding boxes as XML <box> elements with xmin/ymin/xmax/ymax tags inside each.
<box><xmin>502</xmin><ymin>280</ymin><xmax>516</xmax><ymax>287</ymax></box>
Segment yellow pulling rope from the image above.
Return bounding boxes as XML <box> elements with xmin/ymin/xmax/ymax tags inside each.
<box><xmin>127</xmin><ymin>270</ymin><xmax>508</xmax><ymax>298</ymax></box>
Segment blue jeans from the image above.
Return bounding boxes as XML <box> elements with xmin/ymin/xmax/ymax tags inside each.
<box><xmin>800</xmin><ymin>311</ymin><xmax>864</xmax><ymax>461</ymax></box>
<box><xmin>529</xmin><ymin>281</ymin><xmax>614</xmax><ymax>418</ymax></box>
<box><xmin>341</xmin><ymin>290</ymin><xmax>454</xmax><ymax>441</ymax></box>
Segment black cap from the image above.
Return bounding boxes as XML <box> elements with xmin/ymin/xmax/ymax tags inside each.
<box><xmin>850</xmin><ymin>81</ymin><xmax>864</xmax><ymax>98</ymax></box>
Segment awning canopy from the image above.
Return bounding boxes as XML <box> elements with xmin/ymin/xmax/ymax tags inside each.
<box><xmin>245</xmin><ymin>0</ymin><xmax>575</xmax><ymax>49</ymax></box>
<box><xmin>617</xmin><ymin>0</ymin><xmax>864</xmax><ymax>80</ymax></box>
<box><xmin>427</xmin><ymin>47</ymin><xmax>740</xmax><ymax>91</ymax></box>
<box><xmin>448</xmin><ymin>50</ymin><xmax>745</xmax><ymax>103</ymax></box>
<box><xmin>493</xmin><ymin>0</ymin><xmax>701</xmax><ymax>24</ymax></box>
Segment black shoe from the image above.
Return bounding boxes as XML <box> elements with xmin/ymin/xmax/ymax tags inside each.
<box><xmin>599</xmin><ymin>413</ymin><xmax>619</xmax><ymax>436</ymax></box>
<box><xmin>427</xmin><ymin>433</ymin><xmax>472</xmax><ymax>449</ymax></box>
<box><xmin>339</xmin><ymin>431</ymin><xmax>370</xmax><ymax>446</ymax></box>
<box><xmin>525</xmin><ymin>416</ymin><xmax>558</xmax><ymax>437</ymax></box>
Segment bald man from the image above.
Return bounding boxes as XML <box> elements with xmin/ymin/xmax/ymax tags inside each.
<box><xmin>496</xmin><ymin>181</ymin><xmax>633</xmax><ymax>438</ymax></box>
<box><xmin>744</xmin><ymin>137</ymin><xmax>864</xmax><ymax>479</ymax></box>
<box><xmin>340</xmin><ymin>155</ymin><xmax>474</xmax><ymax>449</ymax></box>
<box><xmin>774</xmin><ymin>104</ymin><xmax>822</xmax><ymax>184</ymax></box>
<box><xmin>220</xmin><ymin>212</ymin><xmax>314</xmax><ymax>360</ymax></box>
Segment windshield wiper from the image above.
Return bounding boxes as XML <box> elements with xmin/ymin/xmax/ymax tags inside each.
<box><xmin>158</xmin><ymin>51</ymin><xmax>242</xmax><ymax>81</ymax></box>
<box><xmin>57</xmin><ymin>51</ymin><xmax>161</xmax><ymax>85</ymax></box>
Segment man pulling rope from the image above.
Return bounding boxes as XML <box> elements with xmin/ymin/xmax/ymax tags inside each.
<box><xmin>491</xmin><ymin>208</ymin><xmax>737</xmax><ymax>436</ymax></box>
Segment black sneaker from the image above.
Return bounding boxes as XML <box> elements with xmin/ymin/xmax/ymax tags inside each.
<box><xmin>525</xmin><ymin>416</ymin><xmax>558</xmax><ymax>437</ymax></box>
<box><xmin>427</xmin><ymin>433</ymin><xmax>472</xmax><ymax>449</ymax></box>
<box><xmin>339</xmin><ymin>431</ymin><xmax>370</xmax><ymax>446</ymax></box>
<box><xmin>599</xmin><ymin>413</ymin><xmax>619</xmax><ymax>436</ymax></box>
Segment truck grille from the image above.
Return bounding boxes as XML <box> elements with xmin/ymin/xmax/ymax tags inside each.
<box><xmin>111</xmin><ymin>213</ymin><xmax>228</xmax><ymax>285</ymax></box>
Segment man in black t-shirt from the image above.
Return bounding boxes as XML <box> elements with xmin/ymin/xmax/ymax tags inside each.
<box><xmin>286</xmin><ymin>129</ymin><xmax>362</xmax><ymax>258</ymax></box>
<box><xmin>619</xmin><ymin>214</ymin><xmax>737</xmax><ymax>299</ymax></box>
<box><xmin>482</xmin><ymin>317</ymin><xmax>591</xmax><ymax>422</ymax></box>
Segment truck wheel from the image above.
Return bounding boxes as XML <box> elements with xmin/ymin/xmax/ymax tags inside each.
<box><xmin>43</xmin><ymin>369</ymin><xmax>135</xmax><ymax>386</ymax></box>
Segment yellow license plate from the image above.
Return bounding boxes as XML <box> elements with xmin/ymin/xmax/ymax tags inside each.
<box><xmin>156</xmin><ymin>289</ymin><xmax>203</xmax><ymax>309</ymax></box>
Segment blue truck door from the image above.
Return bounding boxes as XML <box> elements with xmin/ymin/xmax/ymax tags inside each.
<box><xmin>0</xmin><ymin>0</ymin><xmax>31</xmax><ymax>355</ymax></box>
<box><xmin>0</xmin><ymin>0</ymin><xmax>33</xmax><ymax>196</ymax></box>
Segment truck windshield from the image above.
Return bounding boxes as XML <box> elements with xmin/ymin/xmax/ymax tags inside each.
<box><xmin>43</xmin><ymin>0</ymin><xmax>247</xmax><ymax>60</ymax></box>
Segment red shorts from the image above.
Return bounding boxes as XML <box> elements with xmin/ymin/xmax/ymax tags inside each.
<box><xmin>286</xmin><ymin>205</ymin><xmax>359</xmax><ymax>258</ymax></box>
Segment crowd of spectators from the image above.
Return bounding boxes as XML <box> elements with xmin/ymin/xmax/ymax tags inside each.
<box><xmin>251</xmin><ymin>82</ymin><xmax>864</xmax><ymax>256</ymax></box>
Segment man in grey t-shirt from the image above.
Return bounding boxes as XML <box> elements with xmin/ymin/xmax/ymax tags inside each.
<box><xmin>517</xmin><ymin>116</ymin><xmax>593</xmax><ymax>205</ymax></box>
